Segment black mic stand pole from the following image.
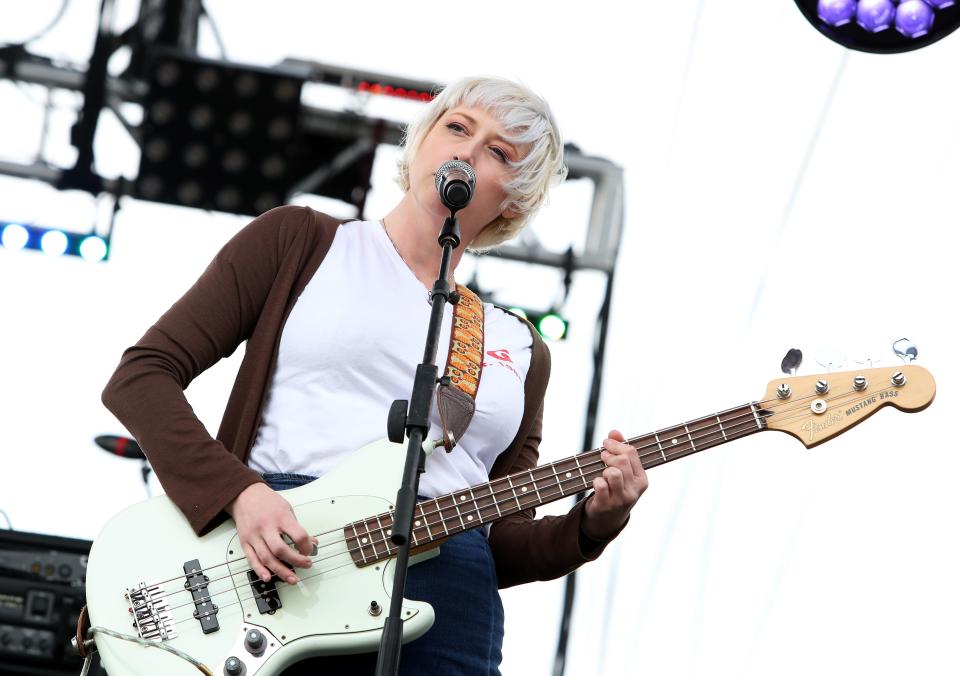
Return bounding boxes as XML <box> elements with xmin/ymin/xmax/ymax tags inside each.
<box><xmin>375</xmin><ymin>210</ymin><xmax>462</xmax><ymax>676</ymax></box>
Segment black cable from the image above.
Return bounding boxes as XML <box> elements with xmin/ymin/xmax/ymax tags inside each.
<box><xmin>200</xmin><ymin>2</ymin><xmax>227</xmax><ymax>59</ymax></box>
<box><xmin>0</xmin><ymin>508</ymin><xmax>12</xmax><ymax>529</ymax></box>
<box><xmin>0</xmin><ymin>0</ymin><xmax>71</xmax><ymax>48</ymax></box>
<box><xmin>552</xmin><ymin>266</ymin><xmax>617</xmax><ymax>676</ymax></box>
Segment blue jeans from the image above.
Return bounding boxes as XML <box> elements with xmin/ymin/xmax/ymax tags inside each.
<box><xmin>262</xmin><ymin>472</ymin><xmax>505</xmax><ymax>676</ymax></box>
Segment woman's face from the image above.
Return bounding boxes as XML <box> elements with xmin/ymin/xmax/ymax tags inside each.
<box><xmin>408</xmin><ymin>105</ymin><xmax>521</xmax><ymax>244</ymax></box>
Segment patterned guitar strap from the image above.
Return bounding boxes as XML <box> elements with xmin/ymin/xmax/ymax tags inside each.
<box><xmin>435</xmin><ymin>284</ymin><xmax>485</xmax><ymax>452</ymax></box>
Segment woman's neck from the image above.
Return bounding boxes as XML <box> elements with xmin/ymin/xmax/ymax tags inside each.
<box><xmin>381</xmin><ymin>198</ymin><xmax>465</xmax><ymax>290</ymax></box>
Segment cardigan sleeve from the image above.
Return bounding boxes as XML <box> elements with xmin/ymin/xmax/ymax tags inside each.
<box><xmin>487</xmin><ymin>330</ymin><xmax>628</xmax><ymax>589</ymax></box>
<box><xmin>101</xmin><ymin>206</ymin><xmax>308</xmax><ymax>534</ymax></box>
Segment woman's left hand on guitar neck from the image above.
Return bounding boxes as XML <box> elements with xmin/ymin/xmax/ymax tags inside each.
<box><xmin>581</xmin><ymin>430</ymin><xmax>648</xmax><ymax>541</ymax></box>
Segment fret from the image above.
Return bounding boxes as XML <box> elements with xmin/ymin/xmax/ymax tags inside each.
<box><xmin>434</xmin><ymin>498</ymin><xmax>450</xmax><ymax>535</ymax></box>
<box><xmin>409</xmin><ymin>505</ymin><xmax>422</xmax><ymax>546</ymax></box>
<box><xmin>573</xmin><ymin>456</ymin><xmax>590</xmax><ymax>490</ymax></box>
<box><xmin>351</xmin><ymin>401</ymin><xmax>767</xmax><ymax>556</ymax></box>
<box><xmin>456</xmin><ymin>492</ymin><xmax>476</xmax><ymax>526</ymax></box>
<box><xmin>382</xmin><ymin>513</ymin><xmax>396</xmax><ymax>552</ymax></box>
<box><xmin>468</xmin><ymin>488</ymin><xmax>480</xmax><ymax>522</ymax></box>
<box><xmin>417</xmin><ymin>502</ymin><xmax>433</xmax><ymax>540</ymax></box>
<box><xmin>551</xmin><ymin>457</ymin><xmax>584</xmax><ymax>497</ymax></box>
<box><xmin>506</xmin><ymin>476</ymin><xmax>522</xmax><ymax>511</ymax></box>
<box><xmin>716</xmin><ymin>415</ymin><xmax>728</xmax><ymax>441</ymax></box>
<box><xmin>549</xmin><ymin>464</ymin><xmax>563</xmax><ymax>497</ymax></box>
<box><xmin>528</xmin><ymin>469</ymin><xmax>542</xmax><ymax>502</ymax></box>
<box><xmin>489</xmin><ymin>483</ymin><xmax>502</xmax><ymax>518</ymax></box>
<box><xmin>452</xmin><ymin>499</ymin><xmax>466</xmax><ymax>530</ymax></box>
<box><xmin>351</xmin><ymin>524</ymin><xmax>367</xmax><ymax>564</ymax></box>
<box><xmin>363</xmin><ymin>520</ymin><xmax>381</xmax><ymax>559</ymax></box>
<box><xmin>458</xmin><ymin>491</ymin><xmax>476</xmax><ymax>526</ymax></box>
<box><xmin>654</xmin><ymin>433</ymin><xmax>667</xmax><ymax>462</ymax></box>
<box><xmin>374</xmin><ymin>515</ymin><xmax>385</xmax><ymax>547</ymax></box>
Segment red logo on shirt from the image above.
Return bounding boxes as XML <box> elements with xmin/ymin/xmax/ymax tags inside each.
<box><xmin>486</xmin><ymin>349</ymin><xmax>513</xmax><ymax>363</ymax></box>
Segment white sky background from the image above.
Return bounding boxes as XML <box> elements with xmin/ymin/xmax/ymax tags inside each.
<box><xmin>1</xmin><ymin>1</ymin><xmax>959</xmax><ymax>675</ymax></box>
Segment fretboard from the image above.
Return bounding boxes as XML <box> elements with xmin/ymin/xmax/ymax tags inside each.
<box><xmin>345</xmin><ymin>402</ymin><xmax>766</xmax><ymax>566</ymax></box>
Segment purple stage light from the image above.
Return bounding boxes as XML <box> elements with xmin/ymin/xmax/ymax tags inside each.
<box><xmin>896</xmin><ymin>0</ymin><xmax>936</xmax><ymax>37</ymax></box>
<box><xmin>857</xmin><ymin>0</ymin><xmax>898</xmax><ymax>31</ymax></box>
<box><xmin>924</xmin><ymin>0</ymin><xmax>956</xmax><ymax>9</ymax></box>
<box><xmin>818</xmin><ymin>0</ymin><xmax>858</xmax><ymax>26</ymax></box>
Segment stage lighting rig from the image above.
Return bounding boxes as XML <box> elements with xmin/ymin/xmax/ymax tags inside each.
<box><xmin>136</xmin><ymin>48</ymin><xmax>309</xmax><ymax>215</ymax></box>
<box><xmin>0</xmin><ymin>221</ymin><xmax>109</xmax><ymax>262</ymax></box>
<box><xmin>795</xmin><ymin>0</ymin><xmax>960</xmax><ymax>52</ymax></box>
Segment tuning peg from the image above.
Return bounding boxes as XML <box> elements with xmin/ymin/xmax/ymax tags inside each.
<box><xmin>815</xmin><ymin>345</ymin><xmax>846</xmax><ymax>373</ymax></box>
<box><xmin>780</xmin><ymin>348</ymin><xmax>803</xmax><ymax>375</ymax></box>
<box><xmin>892</xmin><ymin>338</ymin><xmax>918</xmax><ymax>364</ymax></box>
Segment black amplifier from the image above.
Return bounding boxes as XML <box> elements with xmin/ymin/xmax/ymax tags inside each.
<box><xmin>0</xmin><ymin>529</ymin><xmax>105</xmax><ymax>675</ymax></box>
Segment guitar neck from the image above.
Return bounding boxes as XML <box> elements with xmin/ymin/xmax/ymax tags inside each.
<box><xmin>345</xmin><ymin>403</ymin><xmax>766</xmax><ymax>565</ymax></box>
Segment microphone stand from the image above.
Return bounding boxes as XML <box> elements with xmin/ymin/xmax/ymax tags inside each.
<box><xmin>375</xmin><ymin>209</ymin><xmax>461</xmax><ymax>676</ymax></box>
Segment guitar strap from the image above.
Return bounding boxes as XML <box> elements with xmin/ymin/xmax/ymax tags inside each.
<box><xmin>435</xmin><ymin>284</ymin><xmax>484</xmax><ymax>451</ymax></box>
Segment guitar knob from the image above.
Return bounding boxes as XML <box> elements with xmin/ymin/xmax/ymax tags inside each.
<box><xmin>853</xmin><ymin>375</ymin><xmax>868</xmax><ymax>391</ymax></box>
<box><xmin>776</xmin><ymin>383</ymin><xmax>792</xmax><ymax>399</ymax></box>
<box><xmin>244</xmin><ymin>629</ymin><xmax>265</xmax><ymax>656</ymax></box>
<box><xmin>224</xmin><ymin>656</ymin><xmax>246</xmax><ymax>676</ymax></box>
<box><xmin>891</xmin><ymin>371</ymin><xmax>907</xmax><ymax>387</ymax></box>
<box><xmin>815</xmin><ymin>379</ymin><xmax>829</xmax><ymax>394</ymax></box>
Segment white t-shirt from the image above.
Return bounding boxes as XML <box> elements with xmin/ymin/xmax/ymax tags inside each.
<box><xmin>248</xmin><ymin>219</ymin><xmax>532</xmax><ymax>498</ymax></box>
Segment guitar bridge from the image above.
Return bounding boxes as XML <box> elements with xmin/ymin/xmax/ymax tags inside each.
<box><xmin>126</xmin><ymin>581</ymin><xmax>178</xmax><ymax>641</ymax></box>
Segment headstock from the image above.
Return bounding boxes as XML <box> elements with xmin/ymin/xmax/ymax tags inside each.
<box><xmin>761</xmin><ymin>365</ymin><xmax>935</xmax><ymax>448</ymax></box>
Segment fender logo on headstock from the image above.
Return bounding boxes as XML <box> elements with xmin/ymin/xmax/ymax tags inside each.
<box><xmin>801</xmin><ymin>412</ymin><xmax>843</xmax><ymax>442</ymax></box>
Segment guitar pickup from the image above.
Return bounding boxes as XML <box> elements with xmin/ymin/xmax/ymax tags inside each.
<box><xmin>247</xmin><ymin>570</ymin><xmax>283</xmax><ymax>614</ymax></box>
<box><xmin>183</xmin><ymin>559</ymin><xmax>219</xmax><ymax>634</ymax></box>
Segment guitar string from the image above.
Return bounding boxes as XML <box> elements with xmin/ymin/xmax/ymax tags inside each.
<box><xmin>158</xmin><ymin>422</ymin><xmax>769</xmax><ymax>625</ymax></box>
<box><xmin>751</xmin><ymin>387</ymin><xmax>879</xmax><ymax>428</ymax></box>
<box><xmin>155</xmin><ymin>382</ymin><xmax>868</xmax><ymax>594</ymax></box>
<box><xmin>158</xmin><ymin>384</ymin><xmax>863</xmax><ymax>629</ymax></box>
<box><xmin>159</xmin><ymin>434</ymin><xmax>769</xmax><ymax>635</ymax></box>
<box><xmin>149</xmin><ymin>409</ymin><xmax>771</xmax><ymax>611</ymax></box>
<box><xmin>159</xmin><ymin>376</ymin><xmax>897</xmax><ymax>634</ymax></box>
<box><xmin>142</xmin><ymin>384</ymin><xmax>877</xmax><ymax>609</ymax></box>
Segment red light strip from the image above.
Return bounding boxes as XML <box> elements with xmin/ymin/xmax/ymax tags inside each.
<box><xmin>358</xmin><ymin>81</ymin><xmax>434</xmax><ymax>101</ymax></box>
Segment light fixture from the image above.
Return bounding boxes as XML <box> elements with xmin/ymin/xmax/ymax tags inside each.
<box><xmin>796</xmin><ymin>0</ymin><xmax>960</xmax><ymax>51</ymax></box>
<box><xmin>0</xmin><ymin>222</ymin><xmax>109</xmax><ymax>261</ymax></box>
<box><xmin>136</xmin><ymin>48</ymin><xmax>306</xmax><ymax>215</ymax></box>
<box><xmin>507</xmin><ymin>307</ymin><xmax>569</xmax><ymax>341</ymax></box>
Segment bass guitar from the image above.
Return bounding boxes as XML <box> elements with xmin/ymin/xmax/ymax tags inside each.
<box><xmin>84</xmin><ymin>364</ymin><xmax>935</xmax><ymax>675</ymax></box>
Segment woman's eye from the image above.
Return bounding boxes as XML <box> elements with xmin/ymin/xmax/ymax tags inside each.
<box><xmin>446</xmin><ymin>122</ymin><xmax>466</xmax><ymax>133</ymax></box>
<box><xmin>491</xmin><ymin>147</ymin><xmax>508</xmax><ymax>162</ymax></box>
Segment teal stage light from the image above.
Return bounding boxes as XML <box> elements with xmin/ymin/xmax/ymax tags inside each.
<box><xmin>0</xmin><ymin>222</ymin><xmax>109</xmax><ymax>262</ymax></box>
<box><xmin>507</xmin><ymin>307</ymin><xmax>569</xmax><ymax>341</ymax></box>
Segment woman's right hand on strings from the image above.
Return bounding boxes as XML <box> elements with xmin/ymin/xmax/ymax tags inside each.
<box><xmin>226</xmin><ymin>482</ymin><xmax>316</xmax><ymax>585</ymax></box>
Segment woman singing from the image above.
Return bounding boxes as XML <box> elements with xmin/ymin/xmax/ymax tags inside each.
<box><xmin>102</xmin><ymin>75</ymin><xmax>647</xmax><ymax>675</ymax></box>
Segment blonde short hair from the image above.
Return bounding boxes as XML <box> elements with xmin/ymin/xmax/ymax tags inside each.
<box><xmin>397</xmin><ymin>76</ymin><xmax>567</xmax><ymax>250</ymax></box>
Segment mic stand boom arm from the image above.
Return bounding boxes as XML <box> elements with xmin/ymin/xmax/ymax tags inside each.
<box><xmin>376</xmin><ymin>212</ymin><xmax>462</xmax><ymax>676</ymax></box>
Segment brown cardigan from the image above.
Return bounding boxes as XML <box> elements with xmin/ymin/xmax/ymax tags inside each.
<box><xmin>102</xmin><ymin>205</ymin><xmax>620</xmax><ymax>589</ymax></box>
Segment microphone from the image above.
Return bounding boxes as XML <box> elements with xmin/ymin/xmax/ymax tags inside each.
<box><xmin>434</xmin><ymin>160</ymin><xmax>476</xmax><ymax>211</ymax></box>
<box><xmin>94</xmin><ymin>435</ymin><xmax>146</xmax><ymax>460</ymax></box>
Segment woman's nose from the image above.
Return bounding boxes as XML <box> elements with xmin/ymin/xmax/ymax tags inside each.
<box><xmin>453</xmin><ymin>141</ymin><xmax>481</xmax><ymax>165</ymax></box>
